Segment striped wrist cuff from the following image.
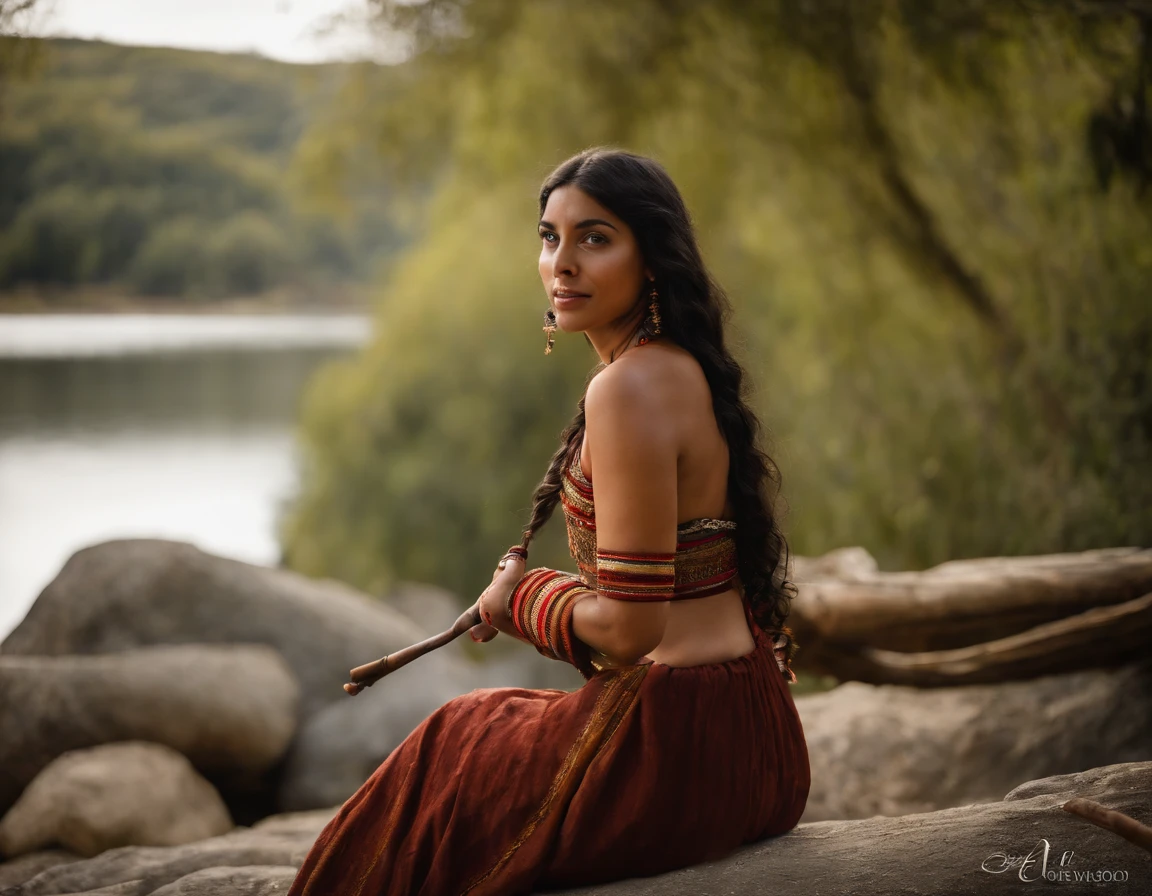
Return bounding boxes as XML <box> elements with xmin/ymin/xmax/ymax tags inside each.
<box><xmin>508</xmin><ymin>568</ymin><xmax>598</xmax><ymax>679</ymax></box>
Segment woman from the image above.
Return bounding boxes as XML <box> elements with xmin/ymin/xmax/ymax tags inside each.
<box><xmin>287</xmin><ymin>147</ymin><xmax>810</xmax><ymax>896</ymax></box>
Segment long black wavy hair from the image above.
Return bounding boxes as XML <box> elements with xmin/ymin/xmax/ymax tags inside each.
<box><xmin>517</xmin><ymin>147</ymin><xmax>796</xmax><ymax>632</ymax></box>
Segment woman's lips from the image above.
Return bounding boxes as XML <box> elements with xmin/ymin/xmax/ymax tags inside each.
<box><xmin>553</xmin><ymin>292</ymin><xmax>590</xmax><ymax>308</ymax></box>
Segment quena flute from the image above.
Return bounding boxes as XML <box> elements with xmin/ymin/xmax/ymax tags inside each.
<box><xmin>344</xmin><ymin>605</ymin><xmax>483</xmax><ymax>696</ymax></box>
<box><xmin>345</xmin><ymin>546</ymin><xmax>526</xmax><ymax>695</ymax></box>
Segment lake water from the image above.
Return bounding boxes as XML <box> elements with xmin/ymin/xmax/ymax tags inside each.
<box><xmin>0</xmin><ymin>313</ymin><xmax>372</xmax><ymax>641</ymax></box>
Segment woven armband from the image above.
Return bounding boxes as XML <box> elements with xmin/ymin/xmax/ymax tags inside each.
<box><xmin>507</xmin><ymin>568</ymin><xmax>598</xmax><ymax>680</ymax></box>
<box><xmin>596</xmin><ymin>549</ymin><xmax>676</xmax><ymax>601</ymax></box>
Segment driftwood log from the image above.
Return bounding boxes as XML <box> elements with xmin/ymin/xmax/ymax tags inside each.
<box><xmin>787</xmin><ymin>547</ymin><xmax>1152</xmax><ymax>685</ymax></box>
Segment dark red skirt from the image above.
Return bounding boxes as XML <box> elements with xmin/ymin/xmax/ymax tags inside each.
<box><xmin>287</xmin><ymin>604</ymin><xmax>811</xmax><ymax>896</ymax></box>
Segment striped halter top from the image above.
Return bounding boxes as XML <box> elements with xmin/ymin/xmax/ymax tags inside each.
<box><xmin>559</xmin><ymin>445</ymin><xmax>742</xmax><ymax>600</ymax></box>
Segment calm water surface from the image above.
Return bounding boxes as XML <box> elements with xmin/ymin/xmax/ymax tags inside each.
<box><xmin>0</xmin><ymin>313</ymin><xmax>371</xmax><ymax>640</ymax></box>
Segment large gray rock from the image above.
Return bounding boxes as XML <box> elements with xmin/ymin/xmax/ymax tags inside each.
<box><xmin>798</xmin><ymin>656</ymin><xmax>1152</xmax><ymax>821</ymax></box>
<box><xmin>0</xmin><ymin>646</ymin><xmax>298</xmax><ymax>815</ymax></box>
<box><xmin>276</xmin><ymin>635</ymin><xmax>594</xmax><ymax>810</ymax></box>
<box><xmin>0</xmin><ymin>853</ymin><xmax>78</xmax><ymax>890</ymax></box>
<box><xmin>277</xmin><ymin>668</ymin><xmax>469</xmax><ymax>810</ymax></box>
<box><xmin>383</xmin><ymin>581</ymin><xmax>468</xmax><ymax>638</ymax></box>
<box><xmin>591</xmin><ymin>761</ymin><xmax>1152</xmax><ymax>896</ymax></box>
<box><xmin>0</xmin><ymin>743</ymin><xmax>233</xmax><ymax>860</ymax></box>
<box><xmin>279</xmin><ymin>629</ymin><xmax>593</xmax><ymax>810</ymax></box>
<box><xmin>1</xmin><ymin>810</ymin><xmax>334</xmax><ymax>896</ymax></box>
<box><xmin>249</xmin><ymin>811</ymin><xmax>336</xmax><ymax>837</ymax></box>
<box><xmin>148</xmin><ymin>866</ymin><xmax>299</xmax><ymax>896</ymax></box>
<box><xmin>5</xmin><ymin>763</ymin><xmax>1148</xmax><ymax>895</ymax></box>
<box><xmin>0</xmin><ymin>540</ymin><xmax>583</xmax><ymax>815</ymax></box>
<box><xmin>279</xmin><ymin>627</ymin><xmax>599</xmax><ymax>809</ymax></box>
<box><xmin>0</xmin><ymin>539</ymin><xmax>471</xmax><ymax>720</ymax></box>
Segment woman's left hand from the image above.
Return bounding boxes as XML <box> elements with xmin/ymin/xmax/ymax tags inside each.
<box><xmin>468</xmin><ymin>553</ymin><xmax>527</xmax><ymax>643</ymax></box>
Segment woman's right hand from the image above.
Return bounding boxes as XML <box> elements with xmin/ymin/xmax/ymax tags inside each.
<box><xmin>469</xmin><ymin>550</ymin><xmax>527</xmax><ymax>643</ymax></box>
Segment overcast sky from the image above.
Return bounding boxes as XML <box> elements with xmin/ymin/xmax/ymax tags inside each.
<box><xmin>29</xmin><ymin>0</ymin><xmax>389</xmax><ymax>64</ymax></box>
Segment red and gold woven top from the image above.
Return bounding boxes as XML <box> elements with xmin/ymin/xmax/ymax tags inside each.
<box><xmin>560</xmin><ymin>446</ymin><xmax>741</xmax><ymax>600</ymax></box>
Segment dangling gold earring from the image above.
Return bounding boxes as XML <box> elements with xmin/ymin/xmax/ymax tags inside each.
<box><xmin>638</xmin><ymin>281</ymin><xmax>661</xmax><ymax>346</ymax></box>
<box><xmin>640</xmin><ymin>278</ymin><xmax>658</xmax><ymax>345</ymax></box>
<box><xmin>635</xmin><ymin>281</ymin><xmax>663</xmax><ymax>343</ymax></box>
<box><xmin>543</xmin><ymin>308</ymin><xmax>557</xmax><ymax>354</ymax></box>
<box><xmin>648</xmin><ymin>283</ymin><xmax>662</xmax><ymax>335</ymax></box>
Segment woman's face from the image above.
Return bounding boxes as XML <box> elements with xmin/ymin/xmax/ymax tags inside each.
<box><xmin>538</xmin><ymin>185</ymin><xmax>651</xmax><ymax>335</ymax></box>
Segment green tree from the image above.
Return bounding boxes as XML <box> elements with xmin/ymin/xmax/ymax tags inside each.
<box><xmin>204</xmin><ymin>210</ymin><xmax>293</xmax><ymax>296</ymax></box>
<box><xmin>0</xmin><ymin>186</ymin><xmax>102</xmax><ymax>284</ymax></box>
<box><xmin>127</xmin><ymin>217</ymin><xmax>210</xmax><ymax>297</ymax></box>
<box><xmin>0</xmin><ymin>37</ymin><xmax>407</xmax><ymax>299</ymax></box>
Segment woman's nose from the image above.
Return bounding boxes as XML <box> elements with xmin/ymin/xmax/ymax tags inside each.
<box><xmin>551</xmin><ymin>240</ymin><xmax>577</xmax><ymax>277</ymax></box>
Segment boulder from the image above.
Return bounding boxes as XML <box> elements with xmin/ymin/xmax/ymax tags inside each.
<box><xmin>798</xmin><ymin>655</ymin><xmax>1152</xmax><ymax>821</ymax></box>
<box><xmin>0</xmin><ymin>743</ymin><xmax>233</xmax><ymax>859</ymax></box>
<box><xmin>0</xmin><ymin>539</ymin><xmax>472</xmax><ymax>720</ymax></box>
<box><xmin>249</xmin><ymin>810</ymin><xmax>337</xmax><ymax>837</ymax></box>
<box><xmin>148</xmin><ymin>865</ymin><xmax>299</xmax><ymax>895</ymax></box>
<box><xmin>588</xmin><ymin>761</ymin><xmax>1152</xmax><ymax>896</ymax></box>
<box><xmin>0</xmin><ymin>853</ymin><xmax>78</xmax><ymax>890</ymax></box>
<box><xmin>5</xmin><ymin>763</ymin><xmax>1148</xmax><ymax>895</ymax></box>
<box><xmin>2</xmin><ymin>816</ymin><xmax>331</xmax><ymax>895</ymax></box>
<box><xmin>382</xmin><ymin>581</ymin><xmax>468</xmax><ymax>638</ymax></box>
<box><xmin>1</xmin><ymin>539</ymin><xmax>592</xmax><ymax>815</ymax></box>
<box><xmin>280</xmin><ymin>630</ymin><xmax>596</xmax><ymax>809</ymax></box>
<box><xmin>277</xmin><ymin>666</ymin><xmax>472</xmax><ymax>810</ymax></box>
<box><xmin>0</xmin><ymin>646</ymin><xmax>298</xmax><ymax>815</ymax></box>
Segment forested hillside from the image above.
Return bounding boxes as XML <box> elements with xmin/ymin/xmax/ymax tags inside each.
<box><xmin>0</xmin><ymin>38</ymin><xmax>401</xmax><ymax>303</ymax></box>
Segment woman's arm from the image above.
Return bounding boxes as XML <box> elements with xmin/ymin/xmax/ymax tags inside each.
<box><xmin>475</xmin><ymin>359</ymin><xmax>681</xmax><ymax>669</ymax></box>
<box><xmin>569</xmin><ymin>359</ymin><xmax>679</xmax><ymax>664</ymax></box>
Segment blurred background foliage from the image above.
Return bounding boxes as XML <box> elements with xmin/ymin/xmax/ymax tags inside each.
<box><xmin>0</xmin><ymin>37</ymin><xmax>403</xmax><ymax>300</ymax></box>
<box><xmin>278</xmin><ymin>0</ymin><xmax>1152</xmax><ymax>603</ymax></box>
<box><xmin>3</xmin><ymin>1</ymin><xmax>1148</xmax><ymax>616</ymax></box>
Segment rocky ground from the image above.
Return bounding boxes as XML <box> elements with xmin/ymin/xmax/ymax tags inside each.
<box><xmin>2</xmin><ymin>762</ymin><xmax>1148</xmax><ymax>895</ymax></box>
<box><xmin>2</xmin><ymin>538</ymin><xmax>1149</xmax><ymax>894</ymax></box>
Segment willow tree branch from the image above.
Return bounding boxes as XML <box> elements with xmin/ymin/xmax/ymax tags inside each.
<box><xmin>832</xmin><ymin>16</ymin><xmax>1072</xmax><ymax>433</ymax></box>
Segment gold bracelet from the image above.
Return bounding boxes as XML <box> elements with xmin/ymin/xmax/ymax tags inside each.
<box><xmin>497</xmin><ymin>544</ymin><xmax>528</xmax><ymax>570</ymax></box>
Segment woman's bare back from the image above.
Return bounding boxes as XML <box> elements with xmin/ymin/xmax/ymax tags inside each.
<box><xmin>581</xmin><ymin>340</ymin><xmax>756</xmax><ymax>667</ymax></box>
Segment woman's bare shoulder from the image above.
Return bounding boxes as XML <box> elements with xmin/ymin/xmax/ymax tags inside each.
<box><xmin>588</xmin><ymin>342</ymin><xmax>709</xmax><ymax>420</ymax></box>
